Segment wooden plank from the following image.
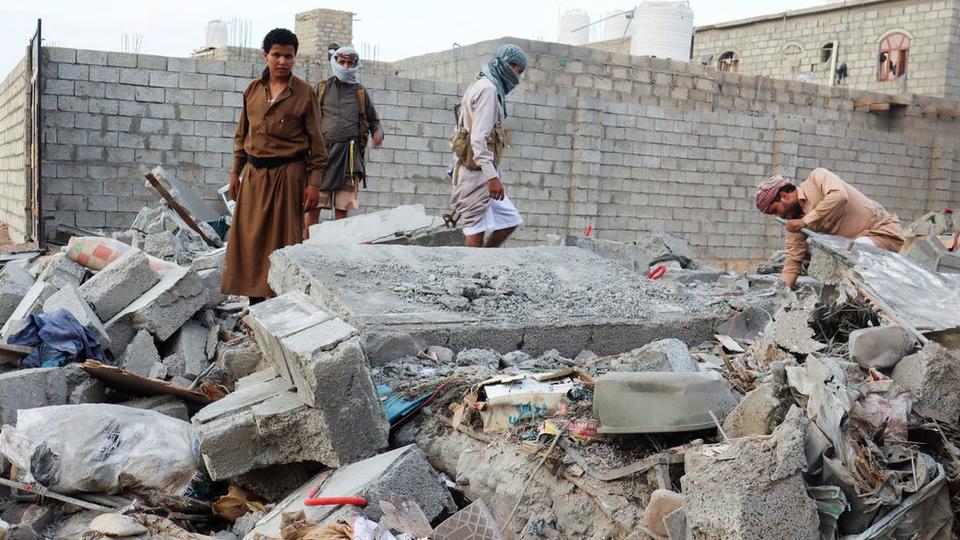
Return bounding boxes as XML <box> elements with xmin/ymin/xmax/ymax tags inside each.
<box><xmin>922</xmin><ymin>104</ymin><xmax>940</xmax><ymax>116</ymax></box>
<box><xmin>869</xmin><ymin>102</ymin><xmax>891</xmax><ymax>112</ymax></box>
<box><xmin>0</xmin><ymin>344</ymin><xmax>32</xmax><ymax>366</ymax></box>
<box><xmin>81</xmin><ymin>360</ymin><xmax>211</xmax><ymax>404</ymax></box>
<box><xmin>853</xmin><ymin>97</ymin><xmax>873</xmax><ymax>109</ymax></box>
<box><xmin>143</xmin><ymin>172</ymin><xmax>218</xmax><ymax>247</ymax></box>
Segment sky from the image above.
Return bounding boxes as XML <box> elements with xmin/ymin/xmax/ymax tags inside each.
<box><xmin>1</xmin><ymin>0</ymin><xmax>826</xmax><ymax>75</ymax></box>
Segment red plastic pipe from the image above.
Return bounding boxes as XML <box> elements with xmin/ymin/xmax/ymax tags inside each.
<box><xmin>304</xmin><ymin>484</ymin><xmax>368</xmax><ymax>507</ymax></box>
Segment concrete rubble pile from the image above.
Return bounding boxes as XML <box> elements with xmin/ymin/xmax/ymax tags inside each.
<box><xmin>1</xmin><ymin>204</ymin><xmax>960</xmax><ymax>539</ymax></box>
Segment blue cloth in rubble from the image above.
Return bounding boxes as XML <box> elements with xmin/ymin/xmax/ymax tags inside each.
<box><xmin>8</xmin><ymin>309</ymin><xmax>106</xmax><ymax>368</ymax></box>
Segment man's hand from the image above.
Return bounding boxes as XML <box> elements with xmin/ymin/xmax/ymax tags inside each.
<box><xmin>372</xmin><ymin>129</ymin><xmax>384</xmax><ymax>148</ymax></box>
<box><xmin>228</xmin><ymin>174</ymin><xmax>241</xmax><ymax>201</ymax></box>
<box><xmin>304</xmin><ymin>185</ymin><xmax>321</xmax><ymax>210</ymax></box>
<box><xmin>488</xmin><ymin>178</ymin><xmax>505</xmax><ymax>201</ymax></box>
<box><xmin>785</xmin><ymin>219</ymin><xmax>805</xmax><ymax>233</ymax></box>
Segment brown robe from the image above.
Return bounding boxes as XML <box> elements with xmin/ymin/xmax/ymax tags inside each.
<box><xmin>222</xmin><ymin>73</ymin><xmax>328</xmax><ymax>298</ymax></box>
<box><xmin>783</xmin><ymin>168</ymin><xmax>904</xmax><ymax>284</ymax></box>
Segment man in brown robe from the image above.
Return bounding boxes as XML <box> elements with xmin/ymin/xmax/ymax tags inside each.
<box><xmin>221</xmin><ymin>28</ymin><xmax>328</xmax><ymax>301</ymax></box>
<box><xmin>755</xmin><ymin>167</ymin><xmax>904</xmax><ymax>288</ymax></box>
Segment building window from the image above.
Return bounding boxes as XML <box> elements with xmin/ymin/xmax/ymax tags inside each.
<box><xmin>717</xmin><ymin>51</ymin><xmax>739</xmax><ymax>72</ymax></box>
<box><xmin>820</xmin><ymin>42</ymin><xmax>834</xmax><ymax>63</ymax></box>
<box><xmin>878</xmin><ymin>32</ymin><xmax>910</xmax><ymax>81</ymax></box>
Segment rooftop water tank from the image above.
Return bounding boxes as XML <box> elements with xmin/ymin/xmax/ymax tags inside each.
<box><xmin>205</xmin><ymin>20</ymin><xmax>229</xmax><ymax>49</ymax></box>
<box><xmin>630</xmin><ymin>1</ymin><xmax>694</xmax><ymax>60</ymax></box>
<box><xmin>559</xmin><ymin>9</ymin><xmax>591</xmax><ymax>46</ymax></box>
<box><xmin>603</xmin><ymin>9</ymin><xmax>632</xmax><ymax>41</ymax></box>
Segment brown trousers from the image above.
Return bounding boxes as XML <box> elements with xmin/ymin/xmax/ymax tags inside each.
<box><xmin>221</xmin><ymin>161</ymin><xmax>305</xmax><ymax>298</ymax></box>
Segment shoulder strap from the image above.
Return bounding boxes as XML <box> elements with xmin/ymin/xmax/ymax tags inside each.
<box><xmin>357</xmin><ymin>85</ymin><xmax>369</xmax><ymax>144</ymax></box>
<box><xmin>316</xmin><ymin>79</ymin><xmax>332</xmax><ymax>118</ymax></box>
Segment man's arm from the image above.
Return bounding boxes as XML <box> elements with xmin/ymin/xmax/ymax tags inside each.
<box><xmin>801</xmin><ymin>168</ymin><xmax>849</xmax><ymax>227</ymax></box>
<box><xmin>303</xmin><ymin>89</ymin><xmax>329</xmax><ymax>189</ymax></box>
<box><xmin>470</xmin><ymin>84</ymin><xmax>499</xmax><ymax>182</ymax></box>
<box><xmin>363</xmin><ymin>88</ymin><xmax>383</xmax><ymax>146</ymax></box>
<box><xmin>781</xmin><ymin>230</ymin><xmax>808</xmax><ymax>289</ymax></box>
<box><xmin>229</xmin><ymin>85</ymin><xmax>251</xmax><ymax>200</ymax></box>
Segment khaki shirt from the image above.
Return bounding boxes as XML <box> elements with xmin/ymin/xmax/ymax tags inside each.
<box><xmin>783</xmin><ymin>168</ymin><xmax>904</xmax><ymax>283</ymax></box>
<box><xmin>232</xmin><ymin>74</ymin><xmax>328</xmax><ymax>187</ymax></box>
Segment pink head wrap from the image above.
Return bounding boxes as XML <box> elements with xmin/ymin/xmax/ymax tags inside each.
<box><xmin>755</xmin><ymin>175</ymin><xmax>791</xmax><ymax>214</ymax></box>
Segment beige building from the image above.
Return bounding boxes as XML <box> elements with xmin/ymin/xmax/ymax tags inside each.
<box><xmin>692</xmin><ymin>0</ymin><xmax>960</xmax><ymax>98</ymax></box>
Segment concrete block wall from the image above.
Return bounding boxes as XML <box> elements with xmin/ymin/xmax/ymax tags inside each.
<box><xmin>37</xmin><ymin>45</ymin><xmax>960</xmax><ymax>267</ymax></box>
<box><xmin>693</xmin><ymin>0</ymin><xmax>960</xmax><ymax>98</ymax></box>
<box><xmin>295</xmin><ymin>9</ymin><xmax>353</xmax><ymax>60</ymax></box>
<box><xmin>0</xmin><ymin>53</ymin><xmax>31</xmax><ymax>242</ymax></box>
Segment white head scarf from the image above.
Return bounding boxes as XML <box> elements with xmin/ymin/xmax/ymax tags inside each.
<box><xmin>331</xmin><ymin>46</ymin><xmax>361</xmax><ymax>84</ymax></box>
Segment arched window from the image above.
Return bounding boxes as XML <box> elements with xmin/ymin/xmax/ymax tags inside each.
<box><xmin>782</xmin><ymin>43</ymin><xmax>803</xmax><ymax>78</ymax></box>
<box><xmin>820</xmin><ymin>42</ymin><xmax>834</xmax><ymax>63</ymax></box>
<box><xmin>878</xmin><ymin>32</ymin><xmax>910</xmax><ymax>81</ymax></box>
<box><xmin>717</xmin><ymin>51</ymin><xmax>739</xmax><ymax>72</ymax></box>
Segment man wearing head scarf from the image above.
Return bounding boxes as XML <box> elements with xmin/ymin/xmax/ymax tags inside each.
<box><xmin>755</xmin><ymin>167</ymin><xmax>904</xmax><ymax>288</ymax></box>
<box><xmin>306</xmin><ymin>46</ymin><xmax>384</xmax><ymax>231</ymax></box>
<box><xmin>450</xmin><ymin>44</ymin><xmax>528</xmax><ymax>248</ymax></box>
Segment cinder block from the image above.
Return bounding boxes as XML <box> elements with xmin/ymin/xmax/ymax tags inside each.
<box><xmin>121</xmin><ymin>329</ymin><xmax>161</xmax><ymax>378</ymax></box>
<box><xmin>0</xmin><ymin>368</ymin><xmax>70</xmax><ymax>425</ymax></box>
<box><xmin>42</xmin><ymin>284</ymin><xmax>110</xmax><ymax>347</ymax></box>
<box><xmin>104</xmin><ymin>267</ymin><xmax>209</xmax><ymax>355</ymax></box>
<box><xmin>0</xmin><ymin>280</ymin><xmax>57</xmax><ymax>341</ymax></box>
<box><xmin>0</xmin><ymin>262</ymin><xmax>36</xmax><ymax>326</ymax></box>
<box><xmin>78</xmin><ymin>248</ymin><xmax>160</xmax><ymax>321</ymax></box>
<box><xmin>164</xmin><ymin>320</ymin><xmax>209</xmax><ymax>380</ymax></box>
<box><xmin>193</xmin><ymin>292</ymin><xmax>388</xmax><ymax>480</ymax></box>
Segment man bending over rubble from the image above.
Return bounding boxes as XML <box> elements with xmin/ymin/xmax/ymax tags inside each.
<box><xmin>450</xmin><ymin>44</ymin><xmax>528</xmax><ymax>248</ymax></box>
<box><xmin>222</xmin><ymin>28</ymin><xmax>328</xmax><ymax>302</ymax></box>
<box><xmin>755</xmin><ymin>167</ymin><xmax>904</xmax><ymax>289</ymax></box>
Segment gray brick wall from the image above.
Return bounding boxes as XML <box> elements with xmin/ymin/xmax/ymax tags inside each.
<box><xmin>294</xmin><ymin>9</ymin><xmax>353</xmax><ymax>60</ymax></box>
<box><xmin>37</xmin><ymin>45</ymin><xmax>960</xmax><ymax>268</ymax></box>
<box><xmin>693</xmin><ymin>0</ymin><xmax>959</xmax><ymax>99</ymax></box>
<box><xmin>0</xmin><ymin>52</ymin><xmax>31</xmax><ymax>242</ymax></box>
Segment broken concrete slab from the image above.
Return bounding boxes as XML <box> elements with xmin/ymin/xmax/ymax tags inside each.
<box><xmin>723</xmin><ymin>363</ymin><xmax>791</xmax><ymax>437</ymax></box>
<box><xmin>546</xmin><ymin>231</ymin><xmax>701</xmax><ymax>272</ymax></box>
<box><xmin>147</xmin><ymin>165</ymin><xmax>221</xmax><ymax>224</ymax></box>
<box><xmin>0</xmin><ymin>280</ymin><xmax>57</xmax><ymax>340</ymax></box>
<box><xmin>77</xmin><ymin>248</ymin><xmax>160</xmax><ymax>321</ymax></box>
<box><xmin>751</xmin><ymin>295</ymin><xmax>824</xmax><ymax>362</ymax></box>
<box><xmin>143</xmin><ymin>231</ymin><xmax>182</xmax><ymax>262</ymax></box>
<box><xmin>682</xmin><ymin>406</ymin><xmax>819</xmax><ymax>539</ymax></box>
<box><xmin>0</xmin><ymin>261</ymin><xmax>35</xmax><ymax>326</ymax></box>
<box><xmin>164</xmin><ymin>320</ymin><xmax>209</xmax><ymax>380</ymax></box>
<box><xmin>892</xmin><ymin>342</ymin><xmax>960</xmax><ymax>423</ymax></box>
<box><xmin>611</xmin><ymin>338</ymin><xmax>699</xmax><ymax>372</ymax></box>
<box><xmin>232</xmin><ymin>463</ymin><xmax>320</xmax><ymax>502</ymax></box>
<box><xmin>215</xmin><ymin>337</ymin><xmax>264</xmax><ymax>381</ymax></box>
<box><xmin>594</xmin><ymin>371</ymin><xmax>738</xmax><ymax>433</ymax></box>
<box><xmin>162</xmin><ymin>353</ymin><xmax>185</xmax><ymax>378</ymax></box>
<box><xmin>848</xmin><ymin>326</ymin><xmax>916</xmax><ymax>370</ymax></box>
<box><xmin>244</xmin><ymin>444</ymin><xmax>457</xmax><ymax>539</ymax></box>
<box><xmin>42</xmin><ymin>284</ymin><xmax>111</xmax><ymax>347</ymax></box>
<box><xmin>0</xmin><ymin>367</ymin><xmax>70</xmax><ymax>425</ymax></box>
<box><xmin>120</xmin><ymin>329</ymin><xmax>161</xmax><ymax>378</ymax></box>
<box><xmin>104</xmin><ymin>267</ymin><xmax>209</xmax><ymax>355</ymax></box>
<box><xmin>268</xmin><ymin>244</ymin><xmax>722</xmax><ymax>364</ymax></box>
<box><xmin>198</xmin><ymin>268</ymin><xmax>226</xmax><ymax>308</ymax></box>
<box><xmin>305</xmin><ymin>204</ymin><xmax>454</xmax><ymax>246</ymax></box>
<box><xmin>244</xmin><ymin>293</ymin><xmax>386</xmax><ymax>424</ymax></box>
<box><xmin>193</xmin><ymin>361</ymin><xmax>386</xmax><ymax>480</ymax></box>
<box><xmin>191</xmin><ymin>247</ymin><xmax>226</xmax><ymax>272</ymax></box>
<box><xmin>38</xmin><ymin>252</ymin><xmax>86</xmax><ymax>289</ymax></box>
<box><xmin>808</xmin><ymin>233</ymin><xmax>960</xmax><ymax>333</ymax></box>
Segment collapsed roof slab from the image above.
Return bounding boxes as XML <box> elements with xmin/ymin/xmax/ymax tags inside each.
<box><xmin>268</xmin><ymin>244</ymin><xmax>726</xmax><ymax>365</ymax></box>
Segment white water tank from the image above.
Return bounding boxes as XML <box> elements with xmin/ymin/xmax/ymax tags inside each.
<box><xmin>630</xmin><ymin>1</ymin><xmax>693</xmax><ymax>60</ymax></box>
<box><xmin>559</xmin><ymin>9</ymin><xmax>591</xmax><ymax>46</ymax></box>
<box><xmin>205</xmin><ymin>20</ymin><xmax>229</xmax><ymax>49</ymax></box>
<box><xmin>603</xmin><ymin>9</ymin><xmax>632</xmax><ymax>41</ymax></box>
